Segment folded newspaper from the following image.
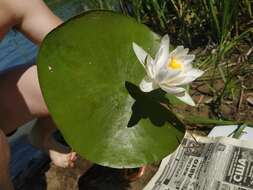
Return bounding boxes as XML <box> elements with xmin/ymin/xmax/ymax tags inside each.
<box><xmin>144</xmin><ymin>125</ymin><xmax>253</xmax><ymax>190</ymax></box>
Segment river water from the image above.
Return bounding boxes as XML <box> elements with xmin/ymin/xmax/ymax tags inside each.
<box><xmin>0</xmin><ymin>0</ymin><xmax>119</xmax><ymax>73</ymax></box>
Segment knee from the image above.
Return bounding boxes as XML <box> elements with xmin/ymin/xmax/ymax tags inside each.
<box><xmin>0</xmin><ymin>65</ymin><xmax>49</xmax><ymax>116</ymax></box>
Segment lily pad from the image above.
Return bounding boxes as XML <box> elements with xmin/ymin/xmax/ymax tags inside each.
<box><xmin>37</xmin><ymin>11</ymin><xmax>185</xmax><ymax>168</ymax></box>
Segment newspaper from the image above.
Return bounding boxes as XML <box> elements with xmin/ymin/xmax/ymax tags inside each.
<box><xmin>144</xmin><ymin>130</ymin><xmax>253</xmax><ymax>190</ymax></box>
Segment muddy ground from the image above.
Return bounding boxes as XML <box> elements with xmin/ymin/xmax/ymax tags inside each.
<box><xmin>19</xmin><ymin>160</ymin><xmax>159</xmax><ymax>190</ymax></box>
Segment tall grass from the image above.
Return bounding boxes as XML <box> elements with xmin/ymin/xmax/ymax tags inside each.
<box><xmin>121</xmin><ymin>0</ymin><xmax>253</xmax><ymax>118</ymax></box>
<box><xmin>77</xmin><ymin>0</ymin><xmax>252</xmax><ymax>118</ymax></box>
<box><xmin>45</xmin><ymin>0</ymin><xmax>252</xmax><ymax>118</ymax></box>
<box><xmin>204</xmin><ymin>0</ymin><xmax>239</xmax><ymax>42</ymax></box>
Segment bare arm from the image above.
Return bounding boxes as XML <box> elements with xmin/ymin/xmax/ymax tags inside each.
<box><xmin>17</xmin><ymin>0</ymin><xmax>63</xmax><ymax>45</ymax></box>
<box><xmin>0</xmin><ymin>0</ymin><xmax>62</xmax><ymax>45</ymax></box>
<box><xmin>0</xmin><ymin>0</ymin><xmax>16</xmax><ymax>40</ymax></box>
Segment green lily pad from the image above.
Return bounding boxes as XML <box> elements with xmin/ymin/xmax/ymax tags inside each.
<box><xmin>37</xmin><ymin>11</ymin><xmax>185</xmax><ymax>168</ymax></box>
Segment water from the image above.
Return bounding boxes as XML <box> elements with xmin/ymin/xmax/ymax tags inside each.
<box><xmin>0</xmin><ymin>0</ymin><xmax>119</xmax><ymax>73</ymax></box>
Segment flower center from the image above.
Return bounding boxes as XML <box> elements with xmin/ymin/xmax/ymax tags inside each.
<box><xmin>167</xmin><ymin>58</ymin><xmax>182</xmax><ymax>70</ymax></box>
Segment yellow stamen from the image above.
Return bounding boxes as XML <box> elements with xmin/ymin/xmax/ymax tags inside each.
<box><xmin>167</xmin><ymin>58</ymin><xmax>182</xmax><ymax>70</ymax></box>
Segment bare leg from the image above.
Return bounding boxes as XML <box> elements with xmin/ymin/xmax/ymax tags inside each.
<box><xmin>0</xmin><ymin>65</ymin><xmax>77</xmax><ymax>168</ymax></box>
<box><xmin>29</xmin><ymin>116</ymin><xmax>77</xmax><ymax>168</ymax></box>
<box><xmin>0</xmin><ymin>129</ymin><xmax>14</xmax><ymax>190</ymax></box>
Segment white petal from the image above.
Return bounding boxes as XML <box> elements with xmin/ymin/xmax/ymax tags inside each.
<box><xmin>161</xmin><ymin>34</ymin><xmax>170</xmax><ymax>47</ymax></box>
<box><xmin>159</xmin><ymin>84</ymin><xmax>185</xmax><ymax>94</ymax></box>
<box><xmin>170</xmin><ymin>46</ymin><xmax>185</xmax><ymax>57</ymax></box>
<box><xmin>182</xmin><ymin>54</ymin><xmax>195</xmax><ymax>66</ymax></box>
<box><xmin>175</xmin><ymin>91</ymin><xmax>196</xmax><ymax>106</ymax></box>
<box><xmin>183</xmin><ymin>68</ymin><xmax>204</xmax><ymax>82</ymax></box>
<box><xmin>174</xmin><ymin>48</ymin><xmax>189</xmax><ymax>58</ymax></box>
<box><xmin>154</xmin><ymin>35</ymin><xmax>170</xmax><ymax>73</ymax></box>
<box><xmin>132</xmin><ymin>42</ymin><xmax>148</xmax><ymax>68</ymax></box>
<box><xmin>139</xmin><ymin>77</ymin><xmax>158</xmax><ymax>92</ymax></box>
<box><xmin>169</xmin><ymin>68</ymin><xmax>204</xmax><ymax>86</ymax></box>
<box><xmin>181</xmin><ymin>48</ymin><xmax>189</xmax><ymax>55</ymax></box>
<box><xmin>146</xmin><ymin>55</ymin><xmax>155</xmax><ymax>78</ymax></box>
<box><xmin>156</xmin><ymin>68</ymin><xmax>181</xmax><ymax>82</ymax></box>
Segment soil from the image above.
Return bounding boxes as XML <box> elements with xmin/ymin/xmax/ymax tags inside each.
<box><xmin>19</xmin><ymin>160</ymin><xmax>159</xmax><ymax>190</ymax></box>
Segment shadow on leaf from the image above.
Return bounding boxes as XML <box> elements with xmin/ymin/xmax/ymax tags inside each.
<box><xmin>125</xmin><ymin>81</ymin><xmax>185</xmax><ymax>132</ymax></box>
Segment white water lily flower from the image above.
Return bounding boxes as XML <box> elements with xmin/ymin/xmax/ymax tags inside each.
<box><xmin>132</xmin><ymin>35</ymin><xmax>204</xmax><ymax>106</ymax></box>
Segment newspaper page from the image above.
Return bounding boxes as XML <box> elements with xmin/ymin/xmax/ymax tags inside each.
<box><xmin>144</xmin><ymin>131</ymin><xmax>253</xmax><ymax>190</ymax></box>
